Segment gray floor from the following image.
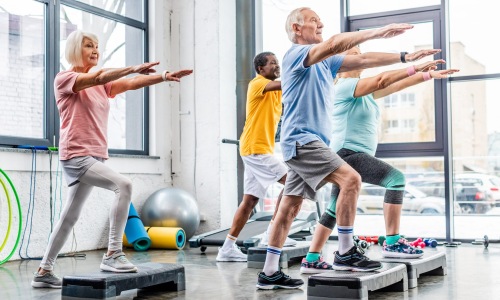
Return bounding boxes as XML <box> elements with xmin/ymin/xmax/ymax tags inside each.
<box><xmin>0</xmin><ymin>241</ymin><xmax>498</xmax><ymax>300</ymax></box>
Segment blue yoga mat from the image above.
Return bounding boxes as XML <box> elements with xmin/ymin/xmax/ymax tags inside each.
<box><xmin>124</xmin><ymin>203</ymin><xmax>151</xmax><ymax>251</ymax></box>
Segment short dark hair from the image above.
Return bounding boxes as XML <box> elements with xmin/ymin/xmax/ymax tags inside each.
<box><xmin>254</xmin><ymin>52</ymin><xmax>275</xmax><ymax>74</ymax></box>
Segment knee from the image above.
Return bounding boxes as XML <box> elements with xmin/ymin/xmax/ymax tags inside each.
<box><xmin>241</xmin><ymin>195</ymin><xmax>259</xmax><ymax>210</ymax></box>
<box><xmin>117</xmin><ymin>177</ymin><xmax>133</xmax><ymax>198</ymax></box>
<box><xmin>341</xmin><ymin>171</ymin><xmax>361</xmax><ymax>193</ymax></box>
<box><xmin>384</xmin><ymin>170</ymin><xmax>405</xmax><ymax>190</ymax></box>
<box><xmin>280</xmin><ymin>198</ymin><xmax>302</xmax><ymax>219</ymax></box>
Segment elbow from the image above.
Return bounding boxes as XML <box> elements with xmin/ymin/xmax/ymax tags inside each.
<box><xmin>327</xmin><ymin>36</ymin><xmax>357</xmax><ymax>55</ymax></box>
<box><xmin>377</xmin><ymin>75</ymin><xmax>392</xmax><ymax>90</ymax></box>
<box><xmin>94</xmin><ymin>70</ymin><xmax>106</xmax><ymax>84</ymax></box>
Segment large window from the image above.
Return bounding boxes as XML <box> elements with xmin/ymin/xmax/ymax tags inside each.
<box><xmin>0</xmin><ymin>0</ymin><xmax>45</xmax><ymax>140</ymax></box>
<box><xmin>0</xmin><ymin>0</ymin><xmax>148</xmax><ymax>154</ymax></box>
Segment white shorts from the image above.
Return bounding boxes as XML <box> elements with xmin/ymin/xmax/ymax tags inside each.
<box><xmin>241</xmin><ymin>154</ymin><xmax>288</xmax><ymax>199</ymax></box>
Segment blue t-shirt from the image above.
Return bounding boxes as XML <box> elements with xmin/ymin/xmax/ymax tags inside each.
<box><xmin>330</xmin><ymin>77</ymin><xmax>380</xmax><ymax>156</ymax></box>
<box><xmin>280</xmin><ymin>44</ymin><xmax>345</xmax><ymax>161</ymax></box>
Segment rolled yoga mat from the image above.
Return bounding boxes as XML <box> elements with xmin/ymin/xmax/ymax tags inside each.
<box><xmin>146</xmin><ymin>227</ymin><xmax>186</xmax><ymax>250</ymax></box>
<box><xmin>123</xmin><ymin>203</ymin><xmax>151</xmax><ymax>251</ymax></box>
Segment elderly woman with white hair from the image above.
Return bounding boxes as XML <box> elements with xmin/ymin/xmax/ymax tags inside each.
<box><xmin>31</xmin><ymin>30</ymin><xmax>192</xmax><ymax>289</ymax></box>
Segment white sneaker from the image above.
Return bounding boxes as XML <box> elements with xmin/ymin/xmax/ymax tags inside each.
<box><xmin>216</xmin><ymin>244</ymin><xmax>247</xmax><ymax>262</ymax></box>
<box><xmin>258</xmin><ymin>231</ymin><xmax>297</xmax><ymax>247</ymax></box>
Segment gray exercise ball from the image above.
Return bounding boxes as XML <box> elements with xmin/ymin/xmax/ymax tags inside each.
<box><xmin>141</xmin><ymin>188</ymin><xmax>200</xmax><ymax>239</ymax></box>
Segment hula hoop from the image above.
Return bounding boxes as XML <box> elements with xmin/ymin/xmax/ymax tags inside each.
<box><xmin>0</xmin><ymin>168</ymin><xmax>22</xmax><ymax>266</ymax></box>
<box><xmin>0</xmin><ymin>178</ymin><xmax>12</xmax><ymax>253</ymax></box>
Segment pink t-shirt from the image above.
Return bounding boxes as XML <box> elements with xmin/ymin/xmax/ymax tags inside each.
<box><xmin>54</xmin><ymin>70</ymin><xmax>114</xmax><ymax>160</ymax></box>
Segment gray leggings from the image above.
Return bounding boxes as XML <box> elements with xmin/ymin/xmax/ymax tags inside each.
<box><xmin>40</xmin><ymin>161</ymin><xmax>132</xmax><ymax>270</ymax></box>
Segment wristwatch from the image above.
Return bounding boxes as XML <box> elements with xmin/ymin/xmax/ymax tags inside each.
<box><xmin>400</xmin><ymin>52</ymin><xmax>408</xmax><ymax>63</ymax></box>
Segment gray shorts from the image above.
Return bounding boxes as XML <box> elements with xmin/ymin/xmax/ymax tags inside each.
<box><xmin>284</xmin><ymin>140</ymin><xmax>345</xmax><ymax>201</ymax></box>
<box><xmin>61</xmin><ymin>156</ymin><xmax>104</xmax><ymax>187</ymax></box>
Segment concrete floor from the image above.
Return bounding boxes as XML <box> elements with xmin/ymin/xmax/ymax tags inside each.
<box><xmin>1</xmin><ymin>241</ymin><xmax>499</xmax><ymax>299</ymax></box>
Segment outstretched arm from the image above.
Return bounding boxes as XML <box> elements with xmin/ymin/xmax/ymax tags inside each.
<box><xmin>110</xmin><ymin>69</ymin><xmax>193</xmax><ymax>96</ymax></box>
<box><xmin>373</xmin><ymin>68</ymin><xmax>459</xmax><ymax>99</ymax></box>
<box><xmin>73</xmin><ymin>61</ymin><xmax>159</xmax><ymax>92</ymax></box>
<box><xmin>305</xmin><ymin>23</ymin><xmax>414</xmax><ymax>67</ymax></box>
<box><xmin>352</xmin><ymin>59</ymin><xmax>444</xmax><ymax>98</ymax></box>
<box><xmin>339</xmin><ymin>49</ymin><xmax>441</xmax><ymax>73</ymax></box>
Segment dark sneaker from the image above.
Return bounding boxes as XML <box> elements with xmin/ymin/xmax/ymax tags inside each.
<box><xmin>256</xmin><ymin>271</ymin><xmax>303</xmax><ymax>290</ymax></box>
<box><xmin>332</xmin><ymin>246</ymin><xmax>382</xmax><ymax>272</ymax></box>
<box><xmin>31</xmin><ymin>271</ymin><xmax>62</xmax><ymax>289</ymax></box>
<box><xmin>300</xmin><ymin>256</ymin><xmax>333</xmax><ymax>274</ymax></box>
<box><xmin>382</xmin><ymin>238</ymin><xmax>424</xmax><ymax>258</ymax></box>
<box><xmin>100</xmin><ymin>250</ymin><xmax>138</xmax><ymax>273</ymax></box>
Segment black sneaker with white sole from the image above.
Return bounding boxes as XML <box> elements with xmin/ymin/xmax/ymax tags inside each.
<box><xmin>256</xmin><ymin>271</ymin><xmax>303</xmax><ymax>290</ymax></box>
<box><xmin>332</xmin><ymin>245</ymin><xmax>382</xmax><ymax>272</ymax></box>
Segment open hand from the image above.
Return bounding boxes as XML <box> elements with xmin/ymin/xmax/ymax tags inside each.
<box><xmin>416</xmin><ymin>59</ymin><xmax>446</xmax><ymax>72</ymax></box>
<box><xmin>166</xmin><ymin>69</ymin><xmax>194</xmax><ymax>82</ymax></box>
<box><xmin>132</xmin><ymin>61</ymin><xmax>160</xmax><ymax>74</ymax></box>
<box><xmin>406</xmin><ymin>49</ymin><xmax>441</xmax><ymax>62</ymax></box>
<box><xmin>430</xmin><ymin>69</ymin><xmax>460</xmax><ymax>79</ymax></box>
<box><xmin>375</xmin><ymin>23</ymin><xmax>414</xmax><ymax>39</ymax></box>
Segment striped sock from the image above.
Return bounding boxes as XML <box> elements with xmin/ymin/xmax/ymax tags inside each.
<box><xmin>262</xmin><ymin>246</ymin><xmax>282</xmax><ymax>276</ymax></box>
<box><xmin>221</xmin><ymin>234</ymin><xmax>237</xmax><ymax>251</ymax></box>
<box><xmin>338</xmin><ymin>226</ymin><xmax>354</xmax><ymax>255</ymax></box>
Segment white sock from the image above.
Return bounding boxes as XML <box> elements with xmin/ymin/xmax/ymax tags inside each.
<box><xmin>337</xmin><ymin>226</ymin><xmax>354</xmax><ymax>255</ymax></box>
<box><xmin>221</xmin><ymin>234</ymin><xmax>237</xmax><ymax>251</ymax></box>
<box><xmin>262</xmin><ymin>246</ymin><xmax>281</xmax><ymax>276</ymax></box>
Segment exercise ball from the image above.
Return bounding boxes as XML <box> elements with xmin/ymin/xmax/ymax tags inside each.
<box><xmin>141</xmin><ymin>188</ymin><xmax>200</xmax><ymax>239</ymax></box>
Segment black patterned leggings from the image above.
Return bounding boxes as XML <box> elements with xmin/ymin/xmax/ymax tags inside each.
<box><xmin>319</xmin><ymin>148</ymin><xmax>405</xmax><ymax>229</ymax></box>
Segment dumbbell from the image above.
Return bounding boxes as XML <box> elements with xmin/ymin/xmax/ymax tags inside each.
<box><xmin>423</xmin><ymin>238</ymin><xmax>438</xmax><ymax>248</ymax></box>
<box><xmin>358</xmin><ymin>236</ymin><xmax>379</xmax><ymax>244</ymax></box>
<box><xmin>410</xmin><ymin>238</ymin><xmax>426</xmax><ymax>249</ymax></box>
<box><xmin>353</xmin><ymin>236</ymin><xmax>370</xmax><ymax>250</ymax></box>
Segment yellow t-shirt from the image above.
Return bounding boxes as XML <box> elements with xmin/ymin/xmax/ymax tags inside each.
<box><xmin>239</xmin><ymin>75</ymin><xmax>282</xmax><ymax>156</ymax></box>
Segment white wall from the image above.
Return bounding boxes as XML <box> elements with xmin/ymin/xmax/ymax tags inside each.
<box><xmin>0</xmin><ymin>0</ymin><xmax>237</xmax><ymax>261</ymax></box>
<box><xmin>168</xmin><ymin>0</ymin><xmax>238</xmax><ymax>232</ymax></box>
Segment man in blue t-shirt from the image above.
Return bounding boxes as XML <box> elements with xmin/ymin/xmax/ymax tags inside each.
<box><xmin>256</xmin><ymin>7</ymin><xmax>441</xmax><ymax>290</ymax></box>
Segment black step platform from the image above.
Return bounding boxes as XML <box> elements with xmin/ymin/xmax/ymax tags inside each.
<box><xmin>369</xmin><ymin>248</ymin><xmax>447</xmax><ymax>289</ymax></box>
<box><xmin>62</xmin><ymin>262</ymin><xmax>185</xmax><ymax>299</ymax></box>
<box><xmin>247</xmin><ymin>241</ymin><xmax>310</xmax><ymax>269</ymax></box>
<box><xmin>307</xmin><ymin>263</ymin><xmax>408</xmax><ymax>300</ymax></box>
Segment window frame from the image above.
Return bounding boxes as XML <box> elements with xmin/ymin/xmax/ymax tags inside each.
<box><xmin>0</xmin><ymin>0</ymin><xmax>149</xmax><ymax>155</ymax></box>
<box><xmin>346</xmin><ymin>6</ymin><xmax>445</xmax><ymax>158</ymax></box>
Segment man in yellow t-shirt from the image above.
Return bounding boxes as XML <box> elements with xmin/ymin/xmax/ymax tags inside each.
<box><xmin>217</xmin><ymin>52</ymin><xmax>296</xmax><ymax>262</ymax></box>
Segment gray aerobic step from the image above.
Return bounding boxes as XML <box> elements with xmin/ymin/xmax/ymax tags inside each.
<box><xmin>307</xmin><ymin>263</ymin><xmax>408</xmax><ymax>300</ymax></box>
<box><xmin>62</xmin><ymin>262</ymin><xmax>185</xmax><ymax>299</ymax></box>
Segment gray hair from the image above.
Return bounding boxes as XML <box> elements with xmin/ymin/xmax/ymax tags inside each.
<box><xmin>285</xmin><ymin>7</ymin><xmax>309</xmax><ymax>43</ymax></box>
<box><xmin>65</xmin><ymin>30</ymin><xmax>99</xmax><ymax>67</ymax></box>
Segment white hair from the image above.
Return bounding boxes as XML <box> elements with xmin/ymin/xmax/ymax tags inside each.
<box><xmin>65</xmin><ymin>30</ymin><xmax>99</xmax><ymax>67</ymax></box>
<box><xmin>285</xmin><ymin>7</ymin><xmax>309</xmax><ymax>43</ymax></box>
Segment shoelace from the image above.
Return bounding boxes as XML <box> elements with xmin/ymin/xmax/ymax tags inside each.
<box><xmin>355</xmin><ymin>245</ymin><xmax>366</xmax><ymax>255</ymax></box>
<box><xmin>117</xmin><ymin>254</ymin><xmax>129</xmax><ymax>263</ymax></box>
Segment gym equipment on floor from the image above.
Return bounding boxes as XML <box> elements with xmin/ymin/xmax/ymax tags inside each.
<box><xmin>369</xmin><ymin>249</ymin><xmax>447</xmax><ymax>289</ymax></box>
<box><xmin>141</xmin><ymin>188</ymin><xmax>200</xmax><ymax>240</ymax></box>
<box><xmin>123</xmin><ymin>203</ymin><xmax>151</xmax><ymax>251</ymax></box>
<box><xmin>307</xmin><ymin>263</ymin><xmax>408</xmax><ymax>300</ymax></box>
<box><xmin>472</xmin><ymin>235</ymin><xmax>489</xmax><ymax>249</ymax></box>
<box><xmin>189</xmin><ymin>210</ymin><xmax>318</xmax><ymax>252</ymax></box>
<box><xmin>247</xmin><ymin>240</ymin><xmax>310</xmax><ymax>269</ymax></box>
<box><xmin>61</xmin><ymin>262</ymin><xmax>184</xmax><ymax>299</ymax></box>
